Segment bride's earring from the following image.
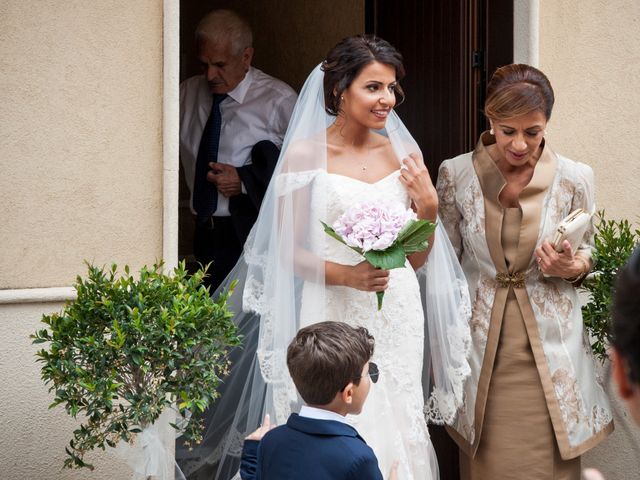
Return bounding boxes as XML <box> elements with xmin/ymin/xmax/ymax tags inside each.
<box><xmin>489</xmin><ymin>127</ymin><xmax>495</xmax><ymax>135</ymax></box>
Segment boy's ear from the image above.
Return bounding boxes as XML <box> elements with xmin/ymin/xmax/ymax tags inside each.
<box><xmin>612</xmin><ymin>348</ymin><xmax>634</xmax><ymax>400</ymax></box>
<box><xmin>340</xmin><ymin>382</ymin><xmax>355</xmax><ymax>405</ymax></box>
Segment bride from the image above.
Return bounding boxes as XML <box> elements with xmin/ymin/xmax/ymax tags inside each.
<box><xmin>177</xmin><ymin>35</ymin><xmax>471</xmax><ymax>480</ymax></box>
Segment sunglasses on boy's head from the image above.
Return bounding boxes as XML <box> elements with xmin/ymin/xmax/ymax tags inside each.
<box><xmin>340</xmin><ymin>362</ymin><xmax>380</xmax><ymax>392</ymax></box>
<box><xmin>341</xmin><ymin>362</ymin><xmax>380</xmax><ymax>391</ymax></box>
<box><xmin>364</xmin><ymin>361</ymin><xmax>379</xmax><ymax>383</ymax></box>
<box><xmin>350</xmin><ymin>361</ymin><xmax>380</xmax><ymax>384</ymax></box>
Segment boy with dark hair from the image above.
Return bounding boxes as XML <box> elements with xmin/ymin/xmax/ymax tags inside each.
<box><xmin>240</xmin><ymin>321</ymin><xmax>395</xmax><ymax>479</ymax></box>
<box><xmin>611</xmin><ymin>246</ymin><xmax>640</xmax><ymax>423</ymax></box>
<box><xmin>583</xmin><ymin>246</ymin><xmax>640</xmax><ymax>480</ymax></box>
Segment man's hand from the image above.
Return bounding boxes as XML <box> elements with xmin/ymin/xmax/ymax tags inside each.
<box><xmin>207</xmin><ymin>162</ymin><xmax>242</xmax><ymax>197</ymax></box>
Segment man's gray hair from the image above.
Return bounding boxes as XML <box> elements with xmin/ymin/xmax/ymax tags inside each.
<box><xmin>195</xmin><ymin>9</ymin><xmax>253</xmax><ymax>55</ymax></box>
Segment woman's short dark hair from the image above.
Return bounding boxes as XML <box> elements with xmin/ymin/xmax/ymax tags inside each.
<box><xmin>484</xmin><ymin>64</ymin><xmax>555</xmax><ymax>121</ymax></box>
<box><xmin>287</xmin><ymin>321</ymin><xmax>375</xmax><ymax>405</ymax></box>
<box><xmin>612</xmin><ymin>246</ymin><xmax>640</xmax><ymax>385</ymax></box>
<box><xmin>322</xmin><ymin>34</ymin><xmax>405</xmax><ymax>116</ymax></box>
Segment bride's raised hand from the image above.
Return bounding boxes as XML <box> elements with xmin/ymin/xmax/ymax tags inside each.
<box><xmin>347</xmin><ymin>260</ymin><xmax>389</xmax><ymax>292</ymax></box>
<box><xmin>245</xmin><ymin>414</ymin><xmax>274</xmax><ymax>441</ymax></box>
<box><xmin>388</xmin><ymin>460</ymin><xmax>400</xmax><ymax>480</ymax></box>
<box><xmin>399</xmin><ymin>152</ymin><xmax>438</xmax><ymax>221</ymax></box>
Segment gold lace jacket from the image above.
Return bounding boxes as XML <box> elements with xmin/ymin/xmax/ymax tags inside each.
<box><xmin>436</xmin><ymin>133</ymin><xmax>613</xmax><ymax>459</ymax></box>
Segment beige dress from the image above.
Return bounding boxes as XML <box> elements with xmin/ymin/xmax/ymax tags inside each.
<box><xmin>460</xmin><ymin>207</ymin><xmax>580</xmax><ymax>479</ymax></box>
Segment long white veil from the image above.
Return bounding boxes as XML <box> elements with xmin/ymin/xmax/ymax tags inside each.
<box><xmin>176</xmin><ymin>64</ymin><xmax>472</xmax><ymax>479</ymax></box>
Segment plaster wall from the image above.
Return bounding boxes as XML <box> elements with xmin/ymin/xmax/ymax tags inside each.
<box><xmin>0</xmin><ymin>302</ymin><xmax>132</xmax><ymax>479</ymax></box>
<box><xmin>539</xmin><ymin>0</ymin><xmax>640</xmax><ymax>226</ymax></box>
<box><xmin>539</xmin><ymin>3</ymin><xmax>640</xmax><ymax>476</ymax></box>
<box><xmin>0</xmin><ymin>0</ymin><xmax>164</xmax><ymax>290</ymax></box>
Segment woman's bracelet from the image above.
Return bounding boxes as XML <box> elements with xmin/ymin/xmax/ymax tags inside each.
<box><xmin>562</xmin><ymin>255</ymin><xmax>591</xmax><ymax>283</ymax></box>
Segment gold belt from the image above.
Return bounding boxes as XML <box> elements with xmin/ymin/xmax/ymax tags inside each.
<box><xmin>495</xmin><ymin>271</ymin><xmax>526</xmax><ymax>288</ymax></box>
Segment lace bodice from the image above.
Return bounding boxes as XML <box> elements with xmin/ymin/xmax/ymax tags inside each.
<box><xmin>311</xmin><ymin>169</ymin><xmax>411</xmax><ymax>265</ymax></box>
<box><xmin>302</xmin><ymin>169</ymin><xmax>420</xmax><ymax>330</ymax></box>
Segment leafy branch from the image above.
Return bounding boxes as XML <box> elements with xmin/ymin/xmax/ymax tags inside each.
<box><xmin>581</xmin><ymin>212</ymin><xmax>639</xmax><ymax>361</ymax></box>
<box><xmin>31</xmin><ymin>261</ymin><xmax>240</xmax><ymax>470</ymax></box>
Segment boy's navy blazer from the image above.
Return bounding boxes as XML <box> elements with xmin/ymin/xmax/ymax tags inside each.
<box><xmin>240</xmin><ymin>413</ymin><xmax>383</xmax><ymax>480</ymax></box>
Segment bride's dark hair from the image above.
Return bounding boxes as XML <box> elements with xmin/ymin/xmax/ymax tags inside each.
<box><xmin>322</xmin><ymin>34</ymin><xmax>405</xmax><ymax>116</ymax></box>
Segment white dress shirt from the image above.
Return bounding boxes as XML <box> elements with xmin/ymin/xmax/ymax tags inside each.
<box><xmin>179</xmin><ymin>67</ymin><xmax>296</xmax><ymax>216</ymax></box>
<box><xmin>299</xmin><ymin>405</ymin><xmax>350</xmax><ymax>425</ymax></box>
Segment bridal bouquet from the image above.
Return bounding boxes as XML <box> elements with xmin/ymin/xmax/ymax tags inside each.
<box><xmin>322</xmin><ymin>201</ymin><xmax>436</xmax><ymax>310</ymax></box>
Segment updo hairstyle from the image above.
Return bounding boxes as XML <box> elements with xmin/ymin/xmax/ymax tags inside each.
<box><xmin>322</xmin><ymin>35</ymin><xmax>405</xmax><ymax>116</ymax></box>
<box><xmin>484</xmin><ymin>64</ymin><xmax>555</xmax><ymax>121</ymax></box>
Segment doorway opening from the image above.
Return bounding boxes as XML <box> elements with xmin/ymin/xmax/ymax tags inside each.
<box><xmin>176</xmin><ymin>2</ymin><xmax>512</xmax><ymax>479</ymax></box>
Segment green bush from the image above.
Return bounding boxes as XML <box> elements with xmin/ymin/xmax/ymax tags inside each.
<box><xmin>31</xmin><ymin>261</ymin><xmax>240</xmax><ymax>470</ymax></box>
<box><xmin>581</xmin><ymin>212</ymin><xmax>639</xmax><ymax>361</ymax></box>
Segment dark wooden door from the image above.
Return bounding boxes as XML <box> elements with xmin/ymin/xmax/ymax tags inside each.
<box><xmin>367</xmin><ymin>0</ymin><xmax>512</xmax><ymax>180</ymax></box>
<box><xmin>367</xmin><ymin>1</ymin><xmax>512</xmax><ymax>478</ymax></box>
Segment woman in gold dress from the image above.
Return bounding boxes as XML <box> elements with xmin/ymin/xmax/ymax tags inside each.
<box><xmin>436</xmin><ymin>64</ymin><xmax>613</xmax><ymax>479</ymax></box>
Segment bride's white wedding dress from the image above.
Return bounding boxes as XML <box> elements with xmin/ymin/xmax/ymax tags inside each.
<box><xmin>192</xmin><ymin>65</ymin><xmax>470</xmax><ymax>480</ymax></box>
<box><xmin>300</xmin><ymin>169</ymin><xmax>439</xmax><ymax>480</ymax></box>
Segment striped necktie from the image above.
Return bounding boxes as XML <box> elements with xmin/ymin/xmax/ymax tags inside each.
<box><xmin>193</xmin><ymin>93</ymin><xmax>227</xmax><ymax>219</ymax></box>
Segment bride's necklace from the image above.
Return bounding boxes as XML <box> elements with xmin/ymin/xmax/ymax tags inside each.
<box><xmin>339</xmin><ymin>138</ymin><xmax>373</xmax><ymax>173</ymax></box>
<box><xmin>328</xmin><ymin>122</ymin><xmax>375</xmax><ymax>175</ymax></box>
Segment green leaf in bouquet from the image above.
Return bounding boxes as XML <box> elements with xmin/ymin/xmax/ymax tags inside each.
<box><xmin>320</xmin><ymin>221</ymin><xmax>363</xmax><ymax>255</ymax></box>
<box><xmin>398</xmin><ymin>219</ymin><xmax>437</xmax><ymax>254</ymax></box>
<box><xmin>364</xmin><ymin>243</ymin><xmax>406</xmax><ymax>270</ymax></box>
<box><xmin>320</xmin><ymin>221</ymin><xmax>344</xmax><ymax>245</ymax></box>
<box><xmin>376</xmin><ymin>291</ymin><xmax>384</xmax><ymax>311</ymax></box>
<box><xmin>403</xmin><ymin>240</ymin><xmax>429</xmax><ymax>255</ymax></box>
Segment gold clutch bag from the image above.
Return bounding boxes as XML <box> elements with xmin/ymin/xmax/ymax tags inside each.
<box><xmin>551</xmin><ymin>208</ymin><xmax>592</xmax><ymax>252</ymax></box>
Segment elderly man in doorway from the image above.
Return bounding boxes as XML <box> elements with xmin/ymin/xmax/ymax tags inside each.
<box><xmin>180</xmin><ymin>9</ymin><xmax>297</xmax><ymax>290</ymax></box>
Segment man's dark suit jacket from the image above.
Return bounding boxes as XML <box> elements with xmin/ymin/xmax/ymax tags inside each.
<box><xmin>230</xmin><ymin>140</ymin><xmax>279</xmax><ymax>245</ymax></box>
<box><xmin>240</xmin><ymin>413</ymin><xmax>383</xmax><ymax>480</ymax></box>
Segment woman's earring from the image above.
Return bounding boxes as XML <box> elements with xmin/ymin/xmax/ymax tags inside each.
<box><xmin>340</xmin><ymin>95</ymin><xmax>344</xmax><ymax>101</ymax></box>
<box><xmin>489</xmin><ymin>127</ymin><xmax>495</xmax><ymax>135</ymax></box>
